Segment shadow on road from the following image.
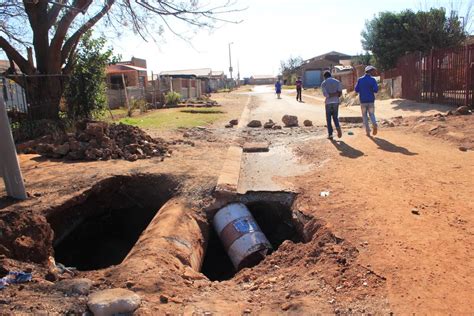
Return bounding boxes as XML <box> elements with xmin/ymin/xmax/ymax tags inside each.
<box><xmin>330</xmin><ymin>139</ymin><xmax>364</xmax><ymax>159</ymax></box>
<box><xmin>369</xmin><ymin>137</ymin><xmax>418</xmax><ymax>155</ymax></box>
<box><xmin>390</xmin><ymin>99</ymin><xmax>450</xmax><ymax>114</ymax></box>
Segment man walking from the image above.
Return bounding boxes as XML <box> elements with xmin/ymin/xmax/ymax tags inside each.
<box><xmin>275</xmin><ymin>79</ymin><xmax>282</xmax><ymax>99</ymax></box>
<box><xmin>296</xmin><ymin>76</ymin><xmax>303</xmax><ymax>102</ymax></box>
<box><xmin>321</xmin><ymin>71</ymin><xmax>342</xmax><ymax>139</ymax></box>
<box><xmin>355</xmin><ymin>65</ymin><xmax>379</xmax><ymax>136</ymax></box>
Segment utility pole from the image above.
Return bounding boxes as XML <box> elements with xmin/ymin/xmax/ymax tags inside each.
<box><xmin>237</xmin><ymin>60</ymin><xmax>240</xmax><ymax>87</ymax></box>
<box><xmin>228</xmin><ymin>42</ymin><xmax>234</xmax><ymax>86</ymax></box>
<box><xmin>0</xmin><ymin>93</ymin><xmax>27</xmax><ymax>200</ymax></box>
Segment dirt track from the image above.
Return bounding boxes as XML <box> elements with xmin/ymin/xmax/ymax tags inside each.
<box><xmin>0</xmin><ymin>89</ymin><xmax>473</xmax><ymax>314</ymax></box>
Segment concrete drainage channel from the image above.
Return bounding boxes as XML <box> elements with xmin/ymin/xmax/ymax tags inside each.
<box><xmin>47</xmin><ymin>174</ymin><xmax>316</xmax><ymax>285</ymax></box>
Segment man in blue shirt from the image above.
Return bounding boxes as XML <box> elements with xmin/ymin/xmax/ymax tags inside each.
<box><xmin>275</xmin><ymin>79</ymin><xmax>282</xmax><ymax>99</ymax></box>
<box><xmin>355</xmin><ymin>65</ymin><xmax>379</xmax><ymax>136</ymax></box>
<box><xmin>321</xmin><ymin>71</ymin><xmax>343</xmax><ymax>139</ymax></box>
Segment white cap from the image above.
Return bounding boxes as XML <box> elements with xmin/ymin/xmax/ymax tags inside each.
<box><xmin>365</xmin><ymin>65</ymin><xmax>376</xmax><ymax>72</ymax></box>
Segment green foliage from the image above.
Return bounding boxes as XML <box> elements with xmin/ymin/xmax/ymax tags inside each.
<box><xmin>64</xmin><ymin>31</ymin><xmax>117</xmax><ymax>121</ymax></box>
<box><xmin>361</xmin><ymin>8</ymin><xmax>466</xmax><ymax>70</ymax></box>
<box><xmin>351</xmin><ymin>52</ymin><xmax>375</xmax><ymax>66</ymax></box>
<box><xmin>280</xmin><ymin>56</ymin><xmax>303</xmax><ymax>84</ymax></box>
<box><xmin>165</xmin><ymin>91</ymin><xmax>182</xmax><ymax>105</ymax></box>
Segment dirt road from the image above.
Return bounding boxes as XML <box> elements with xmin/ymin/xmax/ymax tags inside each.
<box><xmin>0</xmin><ymin>88</ymin><xmax>472</xmax><ymax>314</ymax></box>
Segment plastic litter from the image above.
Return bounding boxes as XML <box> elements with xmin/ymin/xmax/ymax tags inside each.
<box><xmin>320</xmin><ymin>191</ymin><xmax>330</xmax><ymax>197</ymax></box>
<box><xmin>48</xmin><ymin>256</ymin><xmax>76</xmax><ymax>276</ymax></box>
<box><xmin>348</xmin><ymin>131</ymin><xmax>354</xmax><ymax>135</ymax></box>
<box><xmin>0</xmin><ymin>271</ymin><xmax>32</xmax><ymax>290</ymax></box>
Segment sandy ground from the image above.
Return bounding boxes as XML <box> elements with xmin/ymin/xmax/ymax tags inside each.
<box><xmin>0</xmin><ymin>87</ymin><xmax>473</xmax><ymax>314</ymax></box>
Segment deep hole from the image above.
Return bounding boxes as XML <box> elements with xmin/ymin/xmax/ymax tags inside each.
<box><xmin>201</xmin><ymin>201</ymin><xmax>301</xmax><ymax>282</ymax></box>
<box><xmin>50</xmin><ymin>174</ymin><xmax>176</xmax><ymax>271</ymax></box>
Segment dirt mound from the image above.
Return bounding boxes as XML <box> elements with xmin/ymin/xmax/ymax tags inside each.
<box><xmin>0</xmin><ymin>211</ymin><xmax>53</xmax><ymax>264</ymax></box>
<box><xmin>23</xmin><ymin>121</ymin><xmax>170</xmax><ymax>161</ymax></box>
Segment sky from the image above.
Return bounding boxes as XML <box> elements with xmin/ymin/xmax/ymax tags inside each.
<box><xmin>1</xmin><ymin>0</ymin><xmax>472</xmax><ymax>78</ymax></box>
<box><xmin>106</xmin><ymin>0</ymin><xmax>472</xmax><ymax>78</ymax></box>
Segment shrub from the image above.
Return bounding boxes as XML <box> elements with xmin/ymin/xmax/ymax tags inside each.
<box><xmin>165</xmin><ymin>91</ymin><xmax>181</xmax><ymax>106</ymax></box>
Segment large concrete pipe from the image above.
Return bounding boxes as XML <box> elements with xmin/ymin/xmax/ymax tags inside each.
<box><xmin>213</xmin><ymin>203</ymin><xmax>272</xmax><ymax>270</ymax></box>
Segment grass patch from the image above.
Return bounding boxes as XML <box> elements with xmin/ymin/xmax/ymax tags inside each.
<box><xmin>115</xmin><ymin>107</ymin><xmax>224</xmax><ymax>129</ymax></box>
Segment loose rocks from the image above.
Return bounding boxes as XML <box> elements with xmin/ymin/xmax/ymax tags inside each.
<box><xmin>56</xmin><ymin>278</ymin><xmax>93</xmax><ymax>295</ymax></box>
<box><xmin>303</xmin><ymin>120</ymin><xmax>313</xmax><ymax>127</ymax></box>
<box><xmin>454</xmin><ymin>106</ymin><xmax>471</xmax><ymax>115</ymax></box>
<box><xmin>282</xmin><ymin>115</ymin><xmax>298</xmax><ymax>127</ymax></box>
<box><xmin>263</xmin><ymin>119</ymin><xmax>275</xmax><ymax>129</ymax></box>
<box><xmin>87</xmin><ymin>288</ymin><xmax>141</xmax><ymax>316</ymax></box>
<box><xmin>31</xmin><ymin>121</ymin><xmax>169</xmax><ymax>162</ymax></box>
<box><xmin>229</xmin><ymin>119</ymin><xmax>239</xmax><ymax>126</ymax></box>
<box><xmin>247</xmin><ymin>120</ymin><xmax>262</xmax><ymax>128</ymax></box>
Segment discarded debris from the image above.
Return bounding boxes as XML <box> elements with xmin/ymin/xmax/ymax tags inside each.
<box><xmin>0</xmin><ymin>271</ymin><xmax>32</xmax><ymax>290</ymax></box>
<box><xmin>347</xmin><ymin>131</ymin><xmax>354</xmax><ymax>135</ymax></box>
<box><xmin>411</xmin><ymin>208</ymin><xmax>420</xmax><ymax>215</ymax></box>
<box><xmin>320</xmin><ymin>191</ymin><xmax>330</xmax><ymax>197</ymax></box>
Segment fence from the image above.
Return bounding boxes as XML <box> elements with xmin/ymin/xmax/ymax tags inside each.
<box><xmin>2</xmin><ymin>74</ymin><xmax>69</xmax><ymax>142</ymax></box>
<box><xmin>383</xmin><ymin>45</ymin><xmax>474</xmax><ymax>107</ymax></box>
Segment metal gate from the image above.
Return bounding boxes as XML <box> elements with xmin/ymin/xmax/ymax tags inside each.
<box><xmin>304</xmin><ymin>70</ymin><xmax>321</xmax><ymax>88</ymax></box>
<box><xmin>383</xmin><ymin>44</ymin><xmax>474</xmax><ymax>107</ymax></box>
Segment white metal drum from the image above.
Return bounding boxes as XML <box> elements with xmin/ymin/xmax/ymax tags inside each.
<box><xmin>213</xmin><ymin>203</ymin><xmax>272</xmax><ymax>270</ymax></box>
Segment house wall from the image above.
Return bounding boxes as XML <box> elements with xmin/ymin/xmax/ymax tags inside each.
<box><xmin>249</xmin><ymin>78</ymin><xmax>275</xmax><ymax>85</ymax></box>
<box><xmin>334</xmin><ymin>71</ymin><xmax>356</xmax><ymax>92</ymax></box>
<box><xmin>383</xmin><ymin>76</ymin><xmax>402</xmax><ymax>98</ymax></box>
<box><xmin>107</xmin><ymin>86</ymin><xmax>145</xmax><ymax>109</ymax></box>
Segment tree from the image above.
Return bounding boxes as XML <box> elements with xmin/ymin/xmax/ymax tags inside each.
<box><xmin>351</xmin><ymin>52</ymin><xmax>375</xmax><ymax>66</ymax></box>
<box><xmin>361</xmin><ymin>8</ymin><xmax>466</xmax><ymax>70</ymax></box>
<box><xmin>280</xmin><ymin>56</ymin><xmax>303</xmax><ymax>85</ymax></box>
<box><xmin>64</xmin><ymin>31</ymin><xmax>117</xmax><ymax>121</ymax></box>
<box><xmin>0</xmin><ymin>0</ymin><xmax>242</xmax><ymax>120</ymax></box>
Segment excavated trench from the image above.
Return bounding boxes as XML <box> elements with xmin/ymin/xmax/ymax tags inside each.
<box><xmin>49</xmin><ymin>174</ymin><xmax>178</xmax><ymax>271</ymax></box>
<box><xmin>48</xmin><ymin>178</ymin><xmax>312</xmax><ymax>283</ymax></box>
<box><xmin>201</xmin><ymin>193</ymin><xmax>306</xmax><ymax>281</ymax></box>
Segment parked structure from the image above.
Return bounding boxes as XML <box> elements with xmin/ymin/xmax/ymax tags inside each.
<box><xmin>297</xmin><ymin>51</ymin><xmax>351</xmax><ymax>88</ymax></box>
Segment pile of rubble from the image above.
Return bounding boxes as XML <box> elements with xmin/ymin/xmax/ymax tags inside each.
<box><xmin>28</xmin><ymin>121</ymin><xmax>169</xmax><ymax>162</ymax></box>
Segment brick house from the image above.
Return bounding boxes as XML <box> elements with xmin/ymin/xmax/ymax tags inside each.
<box><xmin>106</xmin><ymin>57</ymin><xmax>148</xmax><ymax>89</ymax></box>
<box><xmin>297</xmin><ymin>51</ymin><xmax>351</xmax><ymax>88</ymax></box>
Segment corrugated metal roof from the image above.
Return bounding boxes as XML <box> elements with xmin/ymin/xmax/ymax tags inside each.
<box><xmin>160</xmin><ymin>68</ymin><xmax>212</xmax><ymax>77</ymax></box>
<box><xmin>251</xmin><ymin>75</ymin><xmax>276</xmax><ymax>79</ymax></box>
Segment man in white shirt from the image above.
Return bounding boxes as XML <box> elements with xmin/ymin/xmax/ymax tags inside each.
<box><xmin>321</xmin><ymin>71</ymin><xmax>343</xmax><ymax>139</ymax></box>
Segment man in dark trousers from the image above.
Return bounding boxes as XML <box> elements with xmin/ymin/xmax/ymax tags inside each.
<box><xmin>321</xmin><ymin>71</ymin><xmax>342</xmax><ymax>139</ymax></box>
<box><xmin>295</xmin><ymin>76</ymin><xmax>303</xmax><ymax>102</ymax></box>
<box><xmin>355</xmin><ymin>65</ymin><xmax>379</xmax><ymax>136</ymax></box>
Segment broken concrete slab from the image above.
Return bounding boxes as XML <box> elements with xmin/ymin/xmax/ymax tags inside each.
<box><xmin>242</xmin><ymin>142</ymin><xmax>270</xmax><ymax>153</ymax></box>
<box><xmin>215</xmin><ymin>146</ymin><xmax>243</xmax><ymax>195</ymax></box>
